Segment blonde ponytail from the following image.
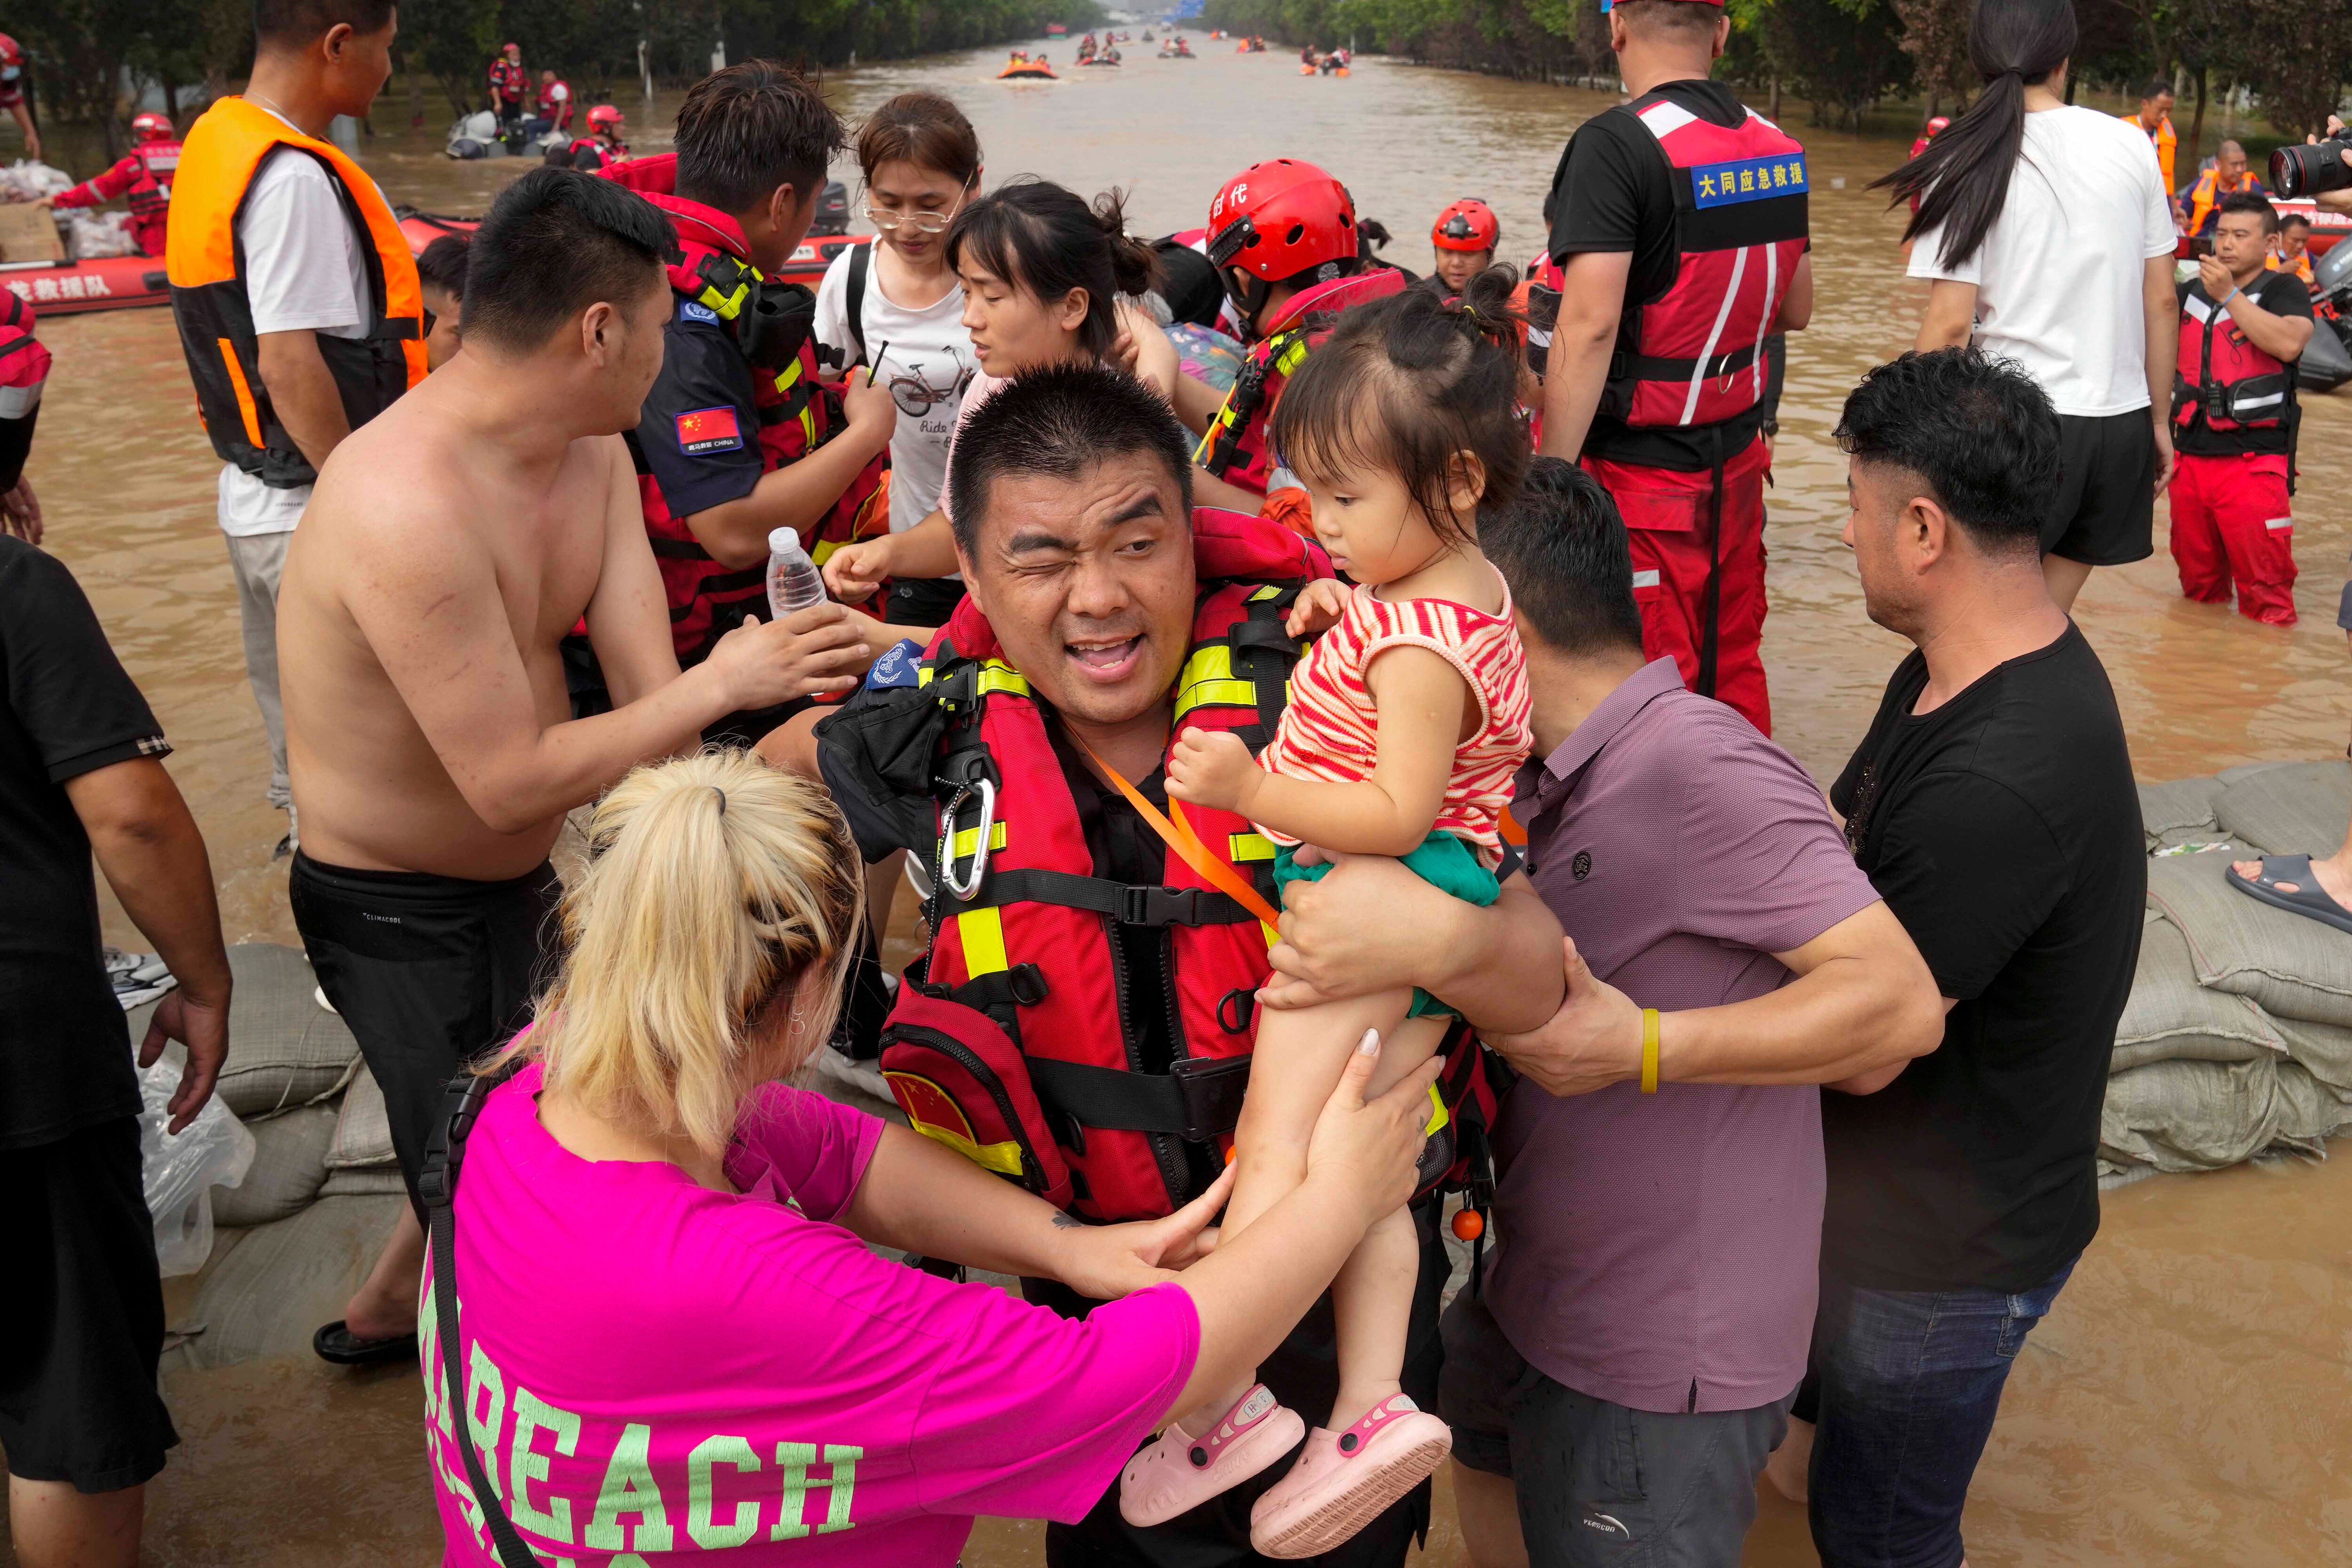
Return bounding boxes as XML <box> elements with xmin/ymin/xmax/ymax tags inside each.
<box><xmin>501</xmin><ymin>749</ymin><xmax>865</xmax><ymax>1157</ymax></box>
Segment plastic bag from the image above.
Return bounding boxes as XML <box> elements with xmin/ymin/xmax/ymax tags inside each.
<box><xmin>0</xmin><ymin>159</ymin><xmax>72</xmax><ymax>202</ymax></box>
<box><xmin>138</xmin><ymin>1047</ymin><xmax>257</xmax><ymax>1276</ymax></box>
<box><xmin>62</xmin><ymin>209</ymin><xmax>136</xmax><ymax>260</ymax></box>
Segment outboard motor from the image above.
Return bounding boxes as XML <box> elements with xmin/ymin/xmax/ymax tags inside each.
<box><xmin>810</xmin><ymin>180</ymin><xmax>851</xmax><ymax>238</ymax></box>
<box><xmin>2301</xmin><ymin>240</ymin><xmax>2352</xmax><ymax>393</ymax></box>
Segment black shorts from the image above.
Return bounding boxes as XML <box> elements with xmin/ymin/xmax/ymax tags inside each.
<box><xmin>0</xmin><ymin>1116</ymin><xmax>179</xmax><ymax>1491</ymax></box>
<box><xmin>1437</xmin><ymin>1287</ymin><xmax>1789</xmax><ymax>1568</ymax></box>
<box><xmin>290</xmin><ymin>854</ymin><xmax>560</xmax><ymax>1218</ymax></box>
<box><xmin>882</xmin><ymin>575</ymin><xmax>965</xmax><ymax>629</ymax></box>
<box><xmin>1036</xmin><ymin>1200</ymin><xmax>1449</xmax><ymax>1567</ymax></box>
<box><xmin>2043</xmin><ymin>410</ymin><xmax>2157</xmax><ymax>566</ymax></box>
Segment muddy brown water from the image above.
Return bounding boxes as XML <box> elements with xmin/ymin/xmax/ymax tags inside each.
<box><xmin>7</xmin><ymin>42</ymin><xmax>2349</xmax><ymax>1567</ymax></box>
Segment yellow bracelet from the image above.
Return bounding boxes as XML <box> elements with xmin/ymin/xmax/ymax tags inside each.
<box><xmin>1640</xmin><ymin>1008</ymin><xmax>1660</xmax><ymax>1094</ymax></box>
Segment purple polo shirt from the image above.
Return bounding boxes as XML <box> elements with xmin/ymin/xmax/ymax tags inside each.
<box><xmin>1486</xmin><ymin>658</ymin><xmax>1881</xmax><ymax>1415</ymax></box>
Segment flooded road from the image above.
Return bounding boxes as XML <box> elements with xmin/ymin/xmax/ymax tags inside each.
<box><xmin>12</xmin><ymin>38</ymin><xmax>2351</xmax><ymax>1568</ymax></box>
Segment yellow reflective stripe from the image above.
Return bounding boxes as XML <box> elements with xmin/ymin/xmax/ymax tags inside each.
<box><xmin>1274</xmin><ymin>338</ymin><xmax>1310</xmax><ymax>376</ymax></box>
<box><xmin>905</xmin><ymin>1117</ymin><xmax>1026</xmax><ymax>1176</ymax></box>
<box><xmin>918</xmin><ymin>664</ymin><xmax>936</xmax><ymax>686</ymax></box>
<box><xmin>977</xmin><ymin>660</ymin><xmax>1031</xmax><ymax>697</ymax></box>
<box><xmin>1228</xmin><ymin>832</ymin><xmax>1278</xmax><ymax>862</ymax></box>
<box><xmin>697</xmin><ymin>282</ymin><xmax>747</xmax><ymax>320</ymax></box>
<box><xmin>1178</xmin><ymin>680</ymin><xmax>1259</xmax><ymax>715</ymax></box>
<box><xmin>1180</xmin><ymin>643</ymin><xmax>1232</xmax><ymax>688</ymax></box>
<box><xmin>798</xmin><ymin>406</ymin><xmax>816</xmax><ymax>444</ymax></box>
<box><xmin>958</xmin><ymin>907</ymin><xmax>1007</xmax><ymax>975</ymax></box>
<box><xmin>952</xmin><ymin>821</ymin><xmax>1009</xmax><ymax>858</ymax></box>
<box><xmin>774</xmin><ymin>357</ymin><xmax>804</xmax><ymax>393</ymax></box>
<box><xmin>810</xmin><ymin>538</ymin><xmax>840</xmax><ymax>566</ymax></box>
<box><xmin>1424</xmin><ymin>1082</ymin><xmax>1450</xmax><ymax>1137</ymax></box>
<box><xmin>1249</xmin><ymin>585</ymin><xmax>1283</xmax><ymax>602</ymax></box>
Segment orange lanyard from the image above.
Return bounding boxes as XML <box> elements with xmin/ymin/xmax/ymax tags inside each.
<box><xmin>1069</xmin><ymin>732</ymin><xmax>1284</xmax><ymax>929</ymax></box>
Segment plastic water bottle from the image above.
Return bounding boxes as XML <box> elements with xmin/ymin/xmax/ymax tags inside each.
<box><xmin>766</xmin><ymin>526</ymin><xmax>828</xmax><ymax>618</ymax></box>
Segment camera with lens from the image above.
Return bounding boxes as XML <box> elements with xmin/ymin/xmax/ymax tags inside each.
<box><xmin>2270</xmin><ymin>134</ymin><xmax>2352</xmax><ymax>199</ymax></box>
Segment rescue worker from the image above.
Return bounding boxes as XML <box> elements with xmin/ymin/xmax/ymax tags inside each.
<box><xmin>486</xmin><ymin>42</ymin><xmax>526</xmax><ymax>131</ymax></box>
<box><xmin>2170</xmin><ymin>191</ymin><xmax>2312</xmax><ymax>626</ymax></box>
<box><xmin>1904</xmin><ymin>114</ymin><xmax>1949</xmax><ymax>215</ymax></box>
<box><xmin>1428</xmin><ymin>196</ymin><xmax>1499</xmax><ymax>298</ymax></box>
<box><xmin>524</xmin><ymin>66</ymin><xmax>571</xmax><ymax>139</ymax></box>
<box><xmin>2267</xmin><ymin>212</ymin><xmax>2314</xmax><ymax>287</ymax></box>
<box><xmin>1535</xmin><ymin>0</ymin><xmax>1812</xmax><ymax>736</ymax></box>
<box><xmin>1167</xmin><ymin>158</ymin><xmax>1406</xmax><ymax>527</ymax></box>
<box><xmin>42</xmin><ymin>111</ymin><xmax>179</xmax><ymax>258</ymax></box>
<box><xmin>2185</xmin><ymin>139</ymin><xmax>2263</xmax><ymax>238</ymax></box>
<box><xmin>0</xmin><ymin>288</ymin><xmax>48</xmax><ymax>542</ymax></box>
<box><xmin>803</xmin><ymin>360</ymin><xmax>1563</xmax><ymax>1568</ymax></box>
<box><xmin>0</xmin><ymin>32</ymin><xmax>35</xmax><ymax>163</ymax></box>
<box><xmin>2121</xmin><ymin>78</ymin><xmax>2179</xmax><ymax>221</ymax></box>
<box><xmin>625</xmin><ymin>62</ymin><xmax>894</xmax><ymax>742</ymax></box>
<box><xmin>556</xmin><ymin>102</ymin><xmax>628</xmax><ymax>171</ymax></box>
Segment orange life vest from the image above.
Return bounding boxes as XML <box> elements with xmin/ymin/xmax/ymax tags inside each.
<box><xmin>165</xmin><ymin>97</ymin><xmax>424</xmax><ymax>489</ymax></box>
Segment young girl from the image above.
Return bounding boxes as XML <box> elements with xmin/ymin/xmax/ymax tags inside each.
<box><xmin>1134</xmin><ymin>269</ymin><xmax>1534</xmax><ymax>1556</ymax></box>
<box><xmin>819</xmin><ymin>178</ymin><xmax>1163</xmax><ymax>619</ymax></box>
<box><xmin>811</xmin><ymin>92</ymin><xmax>983</xmax><ymax>628</ymax></box>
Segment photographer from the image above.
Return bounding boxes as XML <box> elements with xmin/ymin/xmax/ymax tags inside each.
<box><xmin>1881</xmin><ymin>0</ymin><xmax>2177</xmax><ymax>615</ymax></box>
<box><xmin>2169</xmin><ymin>191</ymin><xmax>2312</xmax><ymax>626</ymax></box>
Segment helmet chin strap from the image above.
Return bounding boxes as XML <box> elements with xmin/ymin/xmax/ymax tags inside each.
<box><xmin>1221</xmin><ymin>266</ymin><xmax>1275</xmax><ymax>331</ymax></box>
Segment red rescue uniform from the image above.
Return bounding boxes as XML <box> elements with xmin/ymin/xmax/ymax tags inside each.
<box><xmin>2169</xmin><ymin>269</ymin><xmax>2311</xmax><ymax>625</ymax></box>
<box><xmin>0</xmin><ymin>290</ymin><xmax>51</xmax><ymax>491</ymax></box>
<box><xmin>50</xmin><ymin>140</ymin><xmax>179</xmax><ymax>258</ymax></box>
<box><xmin>486</xmin><ymin>56</ymin><xmax>526</xmax><ymax>115</ymax></box>
<box><xmin>535</xmin><ymin>77</ymin><xmax>572</xmax><ymax>131</ymax></box>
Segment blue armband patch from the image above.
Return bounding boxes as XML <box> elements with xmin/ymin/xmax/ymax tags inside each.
<box><xmin>1691</xmin><ymin>154</ymin><xmax>1808</xmax><ymax>207</ymax></box>
<box><xmin>866</xmin><ymin>639</ymin><xmax>926</xmax><ymax>690</ymax></box>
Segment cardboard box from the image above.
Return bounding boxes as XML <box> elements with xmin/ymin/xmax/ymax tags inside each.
<box><xmin>0</xmin><ymin>201</ymin><xmax>64</xmax><ymax>263</ymax></box>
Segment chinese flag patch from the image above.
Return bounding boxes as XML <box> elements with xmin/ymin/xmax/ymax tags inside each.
<box><xmin>675</xmin><ymin>405</ymin><xmax>744</xmax><ymax>454</ymax></box>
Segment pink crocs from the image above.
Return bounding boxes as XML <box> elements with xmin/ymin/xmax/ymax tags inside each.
<box><xmin>1247</xmin><ymin>1395</ymin><xmax>1452</xmax><ymax>1559</ymax></box>
<box><xmin>1119</xmin><ymin>1384</ymin><xmax>1305</xmax><ymax>1527</ymax></box>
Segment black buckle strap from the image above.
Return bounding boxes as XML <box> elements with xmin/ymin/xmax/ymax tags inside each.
<box><xmin>1027</xmin><ymin>1052</ymin><xmax>1252</xmax><ymax>1143</ymax></box>
<box><xmin>942</xmin><ymin>867</ymin><xmax>1256</xmax><ymax>926</ymax></box>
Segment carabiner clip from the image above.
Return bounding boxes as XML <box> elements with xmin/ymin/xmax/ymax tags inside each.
<box><xmin>938</xmin><ymin>776</ymin><xmax>997</xmax><ymax>901</ymax></box>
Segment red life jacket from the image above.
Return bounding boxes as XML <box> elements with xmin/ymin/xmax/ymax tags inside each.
<box><xmin>877</xmin><ymin>509</ymin><xmax>1503</xmax><ymax>1226</ymax></box>
<box><xmin>127</xmin><ymin>141</ymin><xmax>180</xmax><ymax>237</ymax></box>
<box><xmin>634</xmin><ymin>191</ymin><xmax>889</xmax><ymax>665</ymax></box>
<box><xmin>2174</xmin><ymin>284</ymin><xmax>2295</xmax><ymax>434</ymax></box>
<box><xmin>536</xmin><ymin>79</ymin><xmax>571</xmax><ymax>129</ymax></box>
<box><xmin>1198</xmin><ymin>267</ymin><xmax>1407</xmax><ymax>494</ymax></box>
<box><xmin>487</xmin><ymin>59</ymin><xmax>524</xmax><ymax>104</ymax></box>
<box><xmin>1600</xmin><ymin>90</ymin><xmax>1806</xmax><ymax>431</ymax></box>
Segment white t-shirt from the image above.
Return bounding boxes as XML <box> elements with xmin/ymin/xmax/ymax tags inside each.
<box><xmin>1908</xmin><ymin>105</ymin><xmax>2177</xmax><ymax>418</ymax></box>
<box><xmin>216</xmin><ymin>105</ymin><xmax>375</xmax><ymax>538</ymax></box>
<box><xmin>812</xmin><ymin>244</ymin><xmax>974</xmax><ymax>534</ymax></box>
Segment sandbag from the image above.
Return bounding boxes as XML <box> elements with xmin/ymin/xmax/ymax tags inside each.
<box><xmin>318</xmin><ymin>1163</ymin><xmax>407</xmax><ymax>1199</ymax></box>
<box><xmin>125</xmin><ymin>943</ymin><xmax>362</xmax><ymax>1119</ymax></box>
<box><xmin>326</xmin><ymin>1065</ymin><xmax>397</xmax><ymax>1169</ymax></box>
<box><xmin>2211</xmin><ymin>760</ymin><xmax>2352</xmax><ymax>857</ymax></box>
<box><xmin>211</xmin><ymin>1101</ymin><xmax>338</xmax><ymax>1228</ymax></box>
<box><xmin>2146</xmin><ymin>852</ymin><xmax>2352</xmax><ymax>1027</ymax></box>
<box><xmin>2100</xmin><ymin>1055</ymin><xmax>2284</xmax><ymax>1171</ymax></box>
<box><xmin>2112</xmin><ymin>914</ymin><xmax>2285</xmax><ymax>1070</ymax></box>
<box><xmin>2272</xmin><ymin>1059</ymin><xmax>2352</xmax><ymax>1149</ymax></box>
<box><xmin>170</xmin><ymin>1194</ymin><xmax>408</xmax><ymax>1370</ymax></box>
<box><xmin>2270</xmin><ymin>1013</ymin><xmax>2352</xmax><ymax>1092</ymax></box>
<box><xmin>2137</xmin><ymin>776</ymin><xmax>2223</xmax><ymax>852</ymax></box>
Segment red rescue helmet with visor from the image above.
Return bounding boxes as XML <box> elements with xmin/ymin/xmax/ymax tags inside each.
<box><xmin>1924</xmin><ymin>114</ymin><xmax>1951</xmax><ymax>135</ymax></box>
<box><xmin>1432</xmin><ymin>197</ymin><xmax>1500</xmax><ymax>253</ymax></box>
<box><xmin>1206</xmin><ymin>158</ymin><xmax>1360</xmax><ymax>323</ymax></box>
<box><xmin>131</xmin><ymin>111</ymin><xmax>174</xmax><ymax>141</ymax></box>
<box><xmin>587</xmin><ymin>104</ymin><xmax>625</xmax><ymax>131</ymax></box>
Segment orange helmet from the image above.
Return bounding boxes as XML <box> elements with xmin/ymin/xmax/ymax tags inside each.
<box><xmin>587</xmin><ymin>104</ymin><xmax>624</xmax><ymax>131</ymax></box>
<box><xmin>131</xmin><ymin>111</ymin><xmax>174</xmax><ymax>141</ymax></box>
<box><xmin>1432</xmin><ymin>198</ymin><xmax>1499</xmax><ymax>253</ymax></box>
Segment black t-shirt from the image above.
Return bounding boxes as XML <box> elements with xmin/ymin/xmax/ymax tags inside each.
<box><xmin>1544</xmin><ymin>78</ymin><xmax>1808</xmax><ymax>471</ymax></box>
<box><xmin>1824</xmin><ymin>624</ymin><xmax>2143</xmax><ymax>1292</ymax></box>
<box><xmin>0</xmin><ymin>538</ymin><xmax>171</xmax><ymax>1148</ymax></box>
<box><xmin>625</xmin><ymin>297</ymin><xmax>765</xmax><ymax>520</ymax></box>
<box><xmin>2174</xmin><ymin>270</ymin><xmax>2312</xmax><ymax>458</ymax></box>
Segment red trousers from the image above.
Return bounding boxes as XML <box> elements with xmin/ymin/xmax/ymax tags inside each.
<box><xmin>2169</xmin><ymin>451</ymin><xmax>2296</xmax><ymax>626</ymax></box>
<box><xmin>1583</xmin><ymin>436</ymin><xmax>1772</xmax><ymax>734</ymax></box>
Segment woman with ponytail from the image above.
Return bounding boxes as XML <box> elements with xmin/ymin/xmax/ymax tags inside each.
<box><xmin>1878</xmin><ymin>0</ymin><xmax>2179</xmax><ymax>612</ymax></box>
<box><xmin>420</xmin><ymin>749</ymin><xmax>1441</xmax><ymax>1568</ymax></box>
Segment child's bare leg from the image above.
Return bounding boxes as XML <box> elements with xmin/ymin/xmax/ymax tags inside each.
<box><xmin>1328</xmin><ymin>1012</ymin><xmax>1450</xmax><ymax>1431</ymax></box>
<box><xmin>1173</xmin><ymin>988</ymin><xmax>1413</xmax><ymax>1424</ymax></box>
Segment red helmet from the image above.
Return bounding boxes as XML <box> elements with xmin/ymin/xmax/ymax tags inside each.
<box><xmin>131</xmin><ymin>111</ymin><xmax>174</xmax><ymax>142</ymax></box>
<box><xmin>1207</xmin><ymin>159</ymin><xmax>1358</xmax><ymax>285</ymax></box>
<box><xmin>587</xmin><ymin>104</ymin><xmax>625</xmax><ymax>131</ymax></box>
<box><xmin>502</xmin><ymin>41</ymin><xmax>521</xmax><ymax>56</ymax></box>
<box><xmin>1432</xmin><ymin>197</ymin><xmax>1499</xmax><ymax>253</ymax></box>
<box><xmin>1924</xmin><ymin>115</ymin><xmax>1951</xmax><ymax>135</ymax></box>
<box><xmin>0</xmin><ymin>34</ymin><xmax>20</xmax><ymax>73</ymax></box>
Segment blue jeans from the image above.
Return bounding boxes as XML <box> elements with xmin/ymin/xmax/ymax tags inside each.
<box><xmin>1806</xmin><ymin>1258</ymin><xmax>2077</xmax><ymax>1568</ymax></box>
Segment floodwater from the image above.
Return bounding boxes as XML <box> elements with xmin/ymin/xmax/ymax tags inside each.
<box><xmin>8</xmin><ymin>38</ymin><xmax>2350</xmax><ymax>1568</ymax></box>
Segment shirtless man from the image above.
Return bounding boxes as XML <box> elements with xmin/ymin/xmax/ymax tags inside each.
<box><xmin>278</xmin><ymin>167</ymin><xmax>868</xmax><ymax>1361</ymax></box>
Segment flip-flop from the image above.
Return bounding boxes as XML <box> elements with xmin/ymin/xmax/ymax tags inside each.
<box><xmin>2226</xmin><ymin>854</ymin><xmax>2352</xmax><ymax>936</ymax></box>
<box><xmin>312</xmin><ymin>1320</ymin><xmax>418</xmax><ymax>1367</ymax></box>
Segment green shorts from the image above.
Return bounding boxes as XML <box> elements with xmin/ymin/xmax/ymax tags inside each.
<box><xmin>1270</xmin><ymin>831</ymin><xmax>1501</xmax><ymax>1018</ymax></box>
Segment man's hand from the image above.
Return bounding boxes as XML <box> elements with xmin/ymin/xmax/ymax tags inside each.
<box><xmin>2195</xmin><ymin>253</ymin><xmax>2235</xmax><ymax>298</ymax></box>
<box><xmin>1485</xmin><ymin>937</ymin><xmax>1643</xmax><ymax>1098</ymax></box>
<box><xmin>821</xmin><ymin>534</ymin><xmax>894</xmax><ymax>603</ymax></box>
<box><xmin>703</xmin><ymin>603</ymin><xmax>871</xmax><ymax>709</ymax></box>
<box><xmin>1166</xmin><ymin>728</ymin><xmax>1262</xmax><ymax>813</ymax></box>
<box><xmin>0</xmin><ymin>475</ymin><xmax>40</xmax><ymax>543</ymax></box>
<box><xmin>141</xmin><ymin>989</ymin><xmax>229</xmax><ymax>1135</ymax></box>
<box><xmin>840</xmin><ymin>370</ymin><xmax>899</xmax><ymax>455</ymax></box>
<box><xmin>2152</xmin><ymin>418</ymin><xmax>2175</xmax><ymax>496</ymax></box>
<box><xmin>1284</xmin><ymin>578</ymin><xmax>1349</xmax><ymax>637</ymax></box>
<box><xmin>1260</xmin><ymin>850</ymin><xmax>1438</xmax><ymax>1009</ymax></box>
<box><xmin>1050</xmin><ymin>1163</ymin><xmax>1235</xmax><ymax>1299</ymax></box>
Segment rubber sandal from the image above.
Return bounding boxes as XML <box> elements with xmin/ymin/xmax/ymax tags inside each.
<box><xmin>1119</xmin><ymin>1384</ymin><xmax>1304</xmax><ymax>1527</ymax></box>
<box><xmin>312</xmin><ymin>1319</ymin><xmax>419</xmax><ymax>1367</ymax></box>
<box><xmin>1247</xmin><ymin>1395</ymin><xmax>1452</xmax><ymax>1560</ymax></box>
<box><xmin>2226</xmin><ymin>854</ymin><xmax>2352</xmax><ymax>937</ymax></box>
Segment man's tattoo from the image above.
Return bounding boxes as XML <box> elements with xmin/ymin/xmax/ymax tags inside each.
<box><xmin>1051</xmin><ymin>1210</ymin><xmax>1082</xmax><ymax>1228</ymax></box>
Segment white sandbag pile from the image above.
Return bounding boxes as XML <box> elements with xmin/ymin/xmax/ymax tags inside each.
<box><xmin>129</xmin><ymin>943</ymin><xmax>409</xmax><ymax>1369</ymax></box>
<box><xmin>2106</xmin><ymin>762</ymin><xmax>2352</xmax><ymax>1177</ymax></box>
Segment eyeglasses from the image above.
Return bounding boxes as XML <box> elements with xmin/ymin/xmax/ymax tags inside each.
<box><xmin>860</xmin><ymin>171</ymin><xmax>977</xmax><ymax>236</ymax></box>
